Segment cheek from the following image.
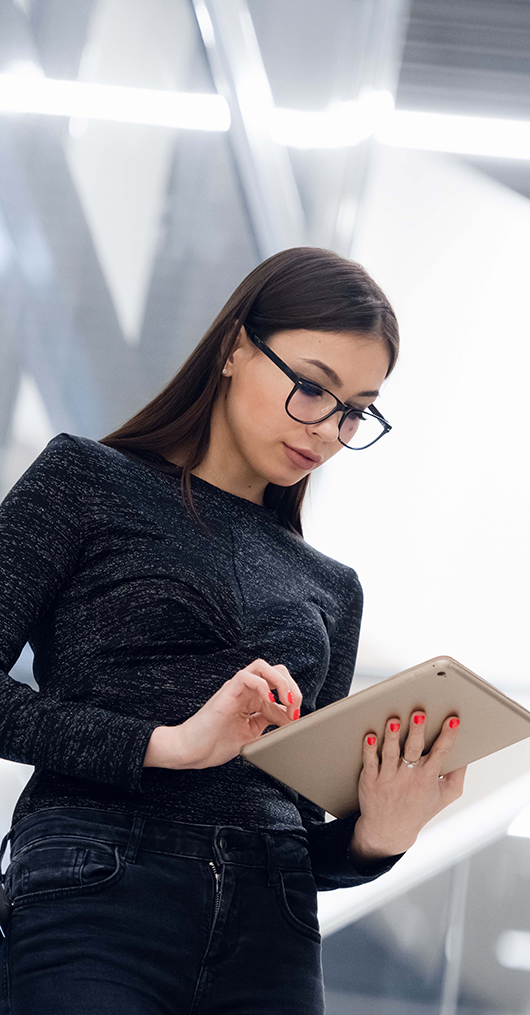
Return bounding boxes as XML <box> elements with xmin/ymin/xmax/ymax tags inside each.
<box><xmin>229</xmin><ymin>380</ymin><xmax>284</xmax><ymax>436</ymax></box>
<box><xmin>325</xmin><ymin>443</ymin><xmax>343</xmax><ymax>461</ymax></box>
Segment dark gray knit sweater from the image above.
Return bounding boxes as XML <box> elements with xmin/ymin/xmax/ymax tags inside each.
<box><xmin>0</xmin><ymin>432</ymin><xmax>405</xmax><ymax>890</ymax></box>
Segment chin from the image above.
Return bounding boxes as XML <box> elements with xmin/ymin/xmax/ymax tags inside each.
<box><xmin>266</xmin><ymin>472</ymin><xmax>306</xmax><ymax>488</ymax></box>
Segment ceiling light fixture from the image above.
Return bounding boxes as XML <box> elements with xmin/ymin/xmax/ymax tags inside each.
<box><xmin>1</xmin><ymin>71</ymin><xmax>529</xmax><ymax>161</ymax></box>
<box><xmin>378</xmin><ymin>108</ymin><xmax>530</xmax><ymax>161</ymax></box>
<box><xmin>0</xmin><ymin>73</ymin><xmax>230</xmax><ymax>132</ymax></box>
<box><xmin>270</xmin><ymin>89</ymin><xmax>395</xmax><ymax>149</ymax></box>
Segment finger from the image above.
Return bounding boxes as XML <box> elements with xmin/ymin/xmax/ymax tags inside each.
<box><xmin>423</xmin><ymin>716</ymin><xmax>461</xmax><ymax>774</ymax></box>
<box><xmin>362</xmin><ymin>732</ymin><xmax>380</xmax><ymax>777</ymax></box>
<box><xmin>233</xmin><ymin>670</ymin><xmax>294</xmax><ymax>726</ymax></box>
<box><xmin>381</xmin><ymin>717</ymin><xmax>402</xmax><ymax>762</ymax></box>
<box><xmin>270</xmin><ymin>662</ymin><xmax>303</xmax><ymax>714</ymax></box>
<box><xmin>402</xmin><ymin>710</ymin><xmax>426</xmax><ymax>762</ymax></box>
<box><xmin>235</xmin><ymin>669</ymin><xmax>300</xmax><ymax>726</ymax></box>
<box><xmin>219</xmin><ymin>669</ymin><xmax>282</xmax><ymax>715</ymax></box>
<box><xmin>247</xmin><ymin>658</ymin><xmax>301</xmax><ymax>719</ymax></box>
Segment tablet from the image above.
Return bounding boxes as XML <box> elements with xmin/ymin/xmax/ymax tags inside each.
<box><xmin>240</xmin><ymin>655</ymin><xmax>530</xmax><ymax>819</ymax></box>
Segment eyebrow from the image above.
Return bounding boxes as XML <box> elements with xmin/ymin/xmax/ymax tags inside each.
<box><xmin>300</xmin><ymin>358</ymin><xmax>380</xmax><ymax>399</ymax></box>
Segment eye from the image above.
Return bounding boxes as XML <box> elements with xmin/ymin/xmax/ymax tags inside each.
<box><xmin>299</xmin><ymin>379</ymin><xmax>325</xmax><ymax>397</ymax></box>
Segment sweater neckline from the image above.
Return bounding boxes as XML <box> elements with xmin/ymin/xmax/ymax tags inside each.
<box><xmin>189</xmin><ymin>470</ymin><xmax>277</xmax><ymax>517</ymax></box>
<box><xmin>119</xmin><ymin>446</ymin><xmax>279</xmax><ymax>519</ymax></box>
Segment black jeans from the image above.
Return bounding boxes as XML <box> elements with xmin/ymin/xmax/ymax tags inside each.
<box><xmin>0</xmin><ymin>806</ymin><xmax>325</xmax><ymax>1014</ymax></box>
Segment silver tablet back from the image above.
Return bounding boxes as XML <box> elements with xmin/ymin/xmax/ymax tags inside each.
<box><xmin>240</xmin><ymin>656</ymin><xmax>530</xmax><ymax>818</ymax></box>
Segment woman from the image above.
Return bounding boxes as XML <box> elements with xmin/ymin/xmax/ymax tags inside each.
<box><xmin>0</xmin><ymin>247</ymin><xmax>465</xmax><ymax>1014</ymax></box>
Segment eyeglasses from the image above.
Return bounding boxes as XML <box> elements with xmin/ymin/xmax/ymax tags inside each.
<box><xmin>244</xmin><ymin>326</ymin><xmax>392</xmax><ymax>450</ymax></box>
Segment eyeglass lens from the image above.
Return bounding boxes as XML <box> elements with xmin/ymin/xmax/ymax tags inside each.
<box><xmin>288</xmin><ymin>383</ymin><xmax>385</xmax><ymax>449</ymax></box>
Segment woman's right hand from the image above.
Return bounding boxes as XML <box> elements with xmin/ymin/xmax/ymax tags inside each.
<box><xmin>143</xmin><ymin>659</ymin><xmax>302</xmax><ymax>771</ymax></box>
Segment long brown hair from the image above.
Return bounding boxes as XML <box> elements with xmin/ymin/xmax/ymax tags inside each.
<box><xmin>98</xmin><ymin>246</ymin><xmax>400</xmax><ymax>538</ymax></box>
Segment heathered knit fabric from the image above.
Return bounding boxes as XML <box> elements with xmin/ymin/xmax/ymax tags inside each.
<box><xmin>0</xmin><ymin>432</ymin><xmax>405</xmax><ymax>890</ymax></box>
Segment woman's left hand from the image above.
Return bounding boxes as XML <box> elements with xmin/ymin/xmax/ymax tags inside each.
<box><xmin>349</xmin><ymin>710</ymin><xmax>467</xmax><ymax>863</ymax></box>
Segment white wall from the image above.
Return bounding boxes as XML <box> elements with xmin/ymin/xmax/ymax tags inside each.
<box><xmin>303</xmin><ymin>144</ymin><xmax>530</xmax><ymax>691</ymax></box>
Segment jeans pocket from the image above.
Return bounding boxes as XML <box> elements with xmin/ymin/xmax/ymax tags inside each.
<box><xmin>4</xmin><ymin>835</ymin><xmax>126</xmax><ymax>906</ymax></box>
<box><xmin>274</xmin><ymin>868</ymin><xmax>322</xmax><ymax>942</ymax></box>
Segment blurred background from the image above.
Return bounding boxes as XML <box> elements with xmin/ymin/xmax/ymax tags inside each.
<box><xmin>0</xmin><ymin>0</ymin><xmax>529</xmax><ymax>1011</ymax></box>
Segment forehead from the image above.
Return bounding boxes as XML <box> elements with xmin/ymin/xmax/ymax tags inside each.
<box><xmin>268</xmin><ymin>329</ymin><xmax>390</xmax><ymax>388</ymax></box>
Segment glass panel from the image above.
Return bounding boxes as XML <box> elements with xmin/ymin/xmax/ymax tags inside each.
<box><xmin>322</xmin><ymin>866</ymin><xmax>452</xmax><ymax>1014</ymax></box>
<box><xmin>456</xmin><ymin>835</ymin><xmax>530</xmax><ymax>1015</ymax></box>
<box><xmin>322</xmin><ymin>832</ymin><xmax>530</xmax><ymax>1015</ymax></box>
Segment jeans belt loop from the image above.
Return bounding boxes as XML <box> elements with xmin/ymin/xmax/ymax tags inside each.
<box><xmin>262</xmin><ymin>832</ymin><xmax>279</xmax><ymax>888</ymax></box>
<box><xmin>122</xmin><ymin>815</ymin><xmax>146</xmax><ymax>865</ymax></box>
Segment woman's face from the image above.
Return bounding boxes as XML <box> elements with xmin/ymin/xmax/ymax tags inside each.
<box><xmin>218</xmin><ymin>326</ymin><xmax>391</xmax><ymax>489</ymax></box>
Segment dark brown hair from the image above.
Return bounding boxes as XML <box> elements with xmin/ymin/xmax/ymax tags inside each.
<box><xmin>98</xmin><ymin>246</ymin><xmax>400</xmax><ymax>538</ymax></box>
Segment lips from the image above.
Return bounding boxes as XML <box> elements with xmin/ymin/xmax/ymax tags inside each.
<box><xmin>285</xmin><ymin>444</ymin><xmax>321</xmax><ymax>463</ymax></box>
<box><xmin>283</xmin><ymin>444</ymin><xmax>322</xmax><ymax>468</ymax></box>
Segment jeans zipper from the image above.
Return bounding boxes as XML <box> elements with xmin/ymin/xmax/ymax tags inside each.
<box><xmin>209</xmin><ymin>860</ymin><xmax>221</xmax><ymax>920</ymax></box>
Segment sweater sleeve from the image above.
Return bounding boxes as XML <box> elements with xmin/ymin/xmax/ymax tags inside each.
<box><xmin>297</xmin><ymin>793</ymin><xmax>406</xmax><ymax>891</ymax></box>
<box><xmin>299</xmin><ymin>568</ymin><xmax>406</xmax><ymax>890</ymax></box>
<box><xmin>0</xmin><ymin>432</ymin><xmax>160</xmax><ymax>793</ymax></box>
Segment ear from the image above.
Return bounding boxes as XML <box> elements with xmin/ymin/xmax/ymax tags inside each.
<box><xmin>230</xmin><ymin>325</ymin><xmax>253</xmax><ymax>362</ymax></box>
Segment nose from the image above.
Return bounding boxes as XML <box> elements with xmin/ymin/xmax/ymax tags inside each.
<box><xmin>308</xmin><ymin>414</ymin><xmax>342</xmax><ymax>444</ymax></box>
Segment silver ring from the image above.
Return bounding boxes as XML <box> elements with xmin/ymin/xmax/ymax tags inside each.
<box><xmin>401</xmin><ymin>755</ymin><xmax>421</xmax><ymax>768</ymax></box>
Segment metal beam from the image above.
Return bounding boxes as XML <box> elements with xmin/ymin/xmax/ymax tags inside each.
<box><xmin>439</xmin><ymin>857</ymin><xmax>471</xmax><ymax>1015</ymax></box>
<box><xmin>330</xmin><ymin>0</ymin><xmax>413</xmax><ymax>259</ymax></box>
<box><xmin>191</xmin><ymin>0</ymin><xmax>306</xmax><ymax>258</ymax></box>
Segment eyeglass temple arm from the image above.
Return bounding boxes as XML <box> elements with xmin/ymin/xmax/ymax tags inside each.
<box><xmin>245</xmin><ymin>327</ymin><xmax>300</xmax><ymax>384</ymax></box>
<box><xmin>367</xmin><ymin>403</ymin><xmax>392</xmax><ymax>429</ymax></box>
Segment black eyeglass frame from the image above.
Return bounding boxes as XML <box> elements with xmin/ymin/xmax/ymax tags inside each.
<box><xmin>244</xmin><ymin>325</ymin><xmax>392</xmax><ymax>450</ymax></box>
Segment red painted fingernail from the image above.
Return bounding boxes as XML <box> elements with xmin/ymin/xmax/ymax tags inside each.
<box><xmin>390</xmin><ymin>723</ymin><xmax>400</xmax><ymax>732</ymax></box>
<box><xmin>414</xmin><ymin>715</ymin><xmax>425</xmax><ymax>725</ymax></box>
<box><xmin>293</xmin><ymin>708</ymin><xmax>300</xmax><ymax>720</ymax></box>
<box><xmin>269</xmin><ymin>691</ymin><xmax>275</xmax><ymax>702</ymax></box>
<box><xmin>367</xmin><ymin>736</ymin><xmax>376</xmax><ymax>745</ymax></box>
<box><xmin>449</xmin><ymin>718</ymin><xmax>460</xmax><ymax>728</ymax></box>
<box><xmin>287</xmin><ymin>692</ymin><xmax>293</xmax><ymax>704</ymax></box>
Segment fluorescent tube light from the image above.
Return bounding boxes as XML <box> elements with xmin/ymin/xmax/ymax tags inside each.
<box><xmin>377</xmin><ymin>108</ymin><xmax>530</xmax><ymax>160</ymax></box>
<box><xmin>271</xmin><ymin>95</ymin><xmax>530</xmax><ymax>160</ymax></box>
<box><xmin>1</xmin><ymin>72</ymin><xmax>529</xmax><ymax>161</ymax></box>
<box><xmin>270</xmin><ymin>90</ymin><xmax>394</xmax><ymax>149</ymax></box>
<box><xmin>0</xmin><ymin>74</ymin><xmax>230</xmax><ymax>132</ymax></box>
